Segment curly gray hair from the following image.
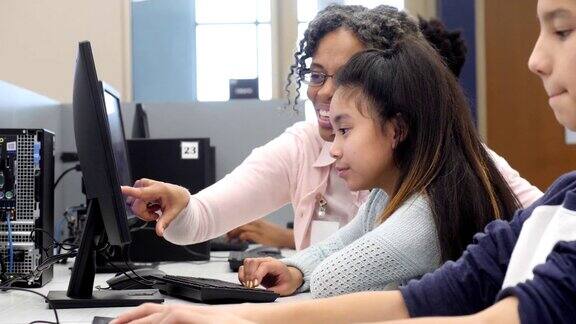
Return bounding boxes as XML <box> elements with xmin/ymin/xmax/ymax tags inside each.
<box><xmin>286</xmin><ymin>4</ymin><xmax>421</xmax><ymax>108</ymax></box>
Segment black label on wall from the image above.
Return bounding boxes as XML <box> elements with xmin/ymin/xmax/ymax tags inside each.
<box><xmin>229</xmin><ymin>78</ymin><xmax>259</xmax><ymax>99</ymax></box>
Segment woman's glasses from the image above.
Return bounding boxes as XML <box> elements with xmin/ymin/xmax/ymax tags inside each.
<box><xmin>300</xmin><ymin>69</ymin><xmax>335</xmax><ymax>87</ymax></box>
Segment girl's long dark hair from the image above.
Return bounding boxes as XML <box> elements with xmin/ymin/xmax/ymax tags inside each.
<box><xmin>335</xmin><ymin>38</ymin><xmax>520</xmax><ymax>262</ymax></box>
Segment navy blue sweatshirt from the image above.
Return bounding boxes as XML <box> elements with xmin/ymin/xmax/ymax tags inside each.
<box><xmin>400</xmin><ymin>172</ymin><xmax>576</xmax><ymax>323</ymax></box>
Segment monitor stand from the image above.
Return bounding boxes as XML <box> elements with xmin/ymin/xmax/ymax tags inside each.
<box><xmin>46</xmin><ymin>289</ymin><xmax>163</xmax><ymax>309</ymax></box>
<box><xmin>94</xmin><ymin>245</ymin><xmax>159</xmax><ymax>274</ymax></box>
<box><xmin>47</xmin><ymin>199</ymin><xmax>164</xmax><ymax>308</ymax></box>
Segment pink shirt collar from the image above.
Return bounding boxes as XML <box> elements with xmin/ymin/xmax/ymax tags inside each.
<box><xmin>313</xmin><ymin>141</ymin><xmax>335</xmax><ymax>168</ymax></box>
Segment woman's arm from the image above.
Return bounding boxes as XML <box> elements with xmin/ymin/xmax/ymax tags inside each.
<box><xmin>227</xmin><ymin>219</ymin><xmax>296</xmax><ymax>249</ymax></box>
<box><xmin>484</xmin><ymin>146</ymin><xmax>543</xmax><ymax>207</ymax></box>
<box><xmin>161</xmin><ymin>125</ymin><xmax>306</xmax><ymax>245</ymax></box>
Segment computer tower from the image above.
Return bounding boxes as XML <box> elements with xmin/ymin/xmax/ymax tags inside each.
<box><xmin>0</xmin><ymin>129</ymin><xmax>54</xmax><ymax>287</ymax></box>
<box><xmin>125</xmin><ymin>138</ymin><xmax>215</xmax><ymax>262</ymax></box>
<box><xmin>128</xmin><ymin>228</ymin><xmax>210</xmax><ymax>262</ymax></box>
<box><xmin>127</xmin><ymin>138</ymin><xmax>214</xmax><ymax>194</ymax></box>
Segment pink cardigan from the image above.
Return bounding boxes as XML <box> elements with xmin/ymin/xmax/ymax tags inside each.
<box><xmin>163</xmin><ymin>121</ymin><xmax>543</xmax><ymax>250</ymax></box>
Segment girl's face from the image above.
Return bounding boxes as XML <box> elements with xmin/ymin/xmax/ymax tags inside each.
<box><xmin>529</xmin><ymin>0</ymin><xmax>576</xmax><ymax>130</ymax></box>
<box><xmin>329</xmin><ymin>88</ymin><xmax>400</xmax><ymax>193</ymax></box>
<box><xmin>307</xmin><ymin>28</ymin><xmax>365</xmax><ymax>141</ymax></box>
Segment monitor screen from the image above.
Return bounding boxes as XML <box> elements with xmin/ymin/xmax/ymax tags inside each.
<box><xmin>102</xmin><ymin>86</ymin><xmax>132</xmax><ymax>187</ymax></box>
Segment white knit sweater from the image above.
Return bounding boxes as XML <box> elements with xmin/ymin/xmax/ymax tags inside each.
<box><xmin>282</xmin><ymin>189</ymin><xmax>441</xmax><ymax>298</ymax></box>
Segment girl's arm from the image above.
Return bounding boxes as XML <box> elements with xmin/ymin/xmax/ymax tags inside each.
<box><xmin>280</xmin><ymin>192</ymin><xmax>374</xmax><ymax>292</ymax></box>
<box><xmin>306</xmin><ymin>194</ymin><xmax>440</xmax><ymax>298</ymax></box>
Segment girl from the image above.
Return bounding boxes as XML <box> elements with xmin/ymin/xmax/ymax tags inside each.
<box><xmin>239</xmin><ymin>36</ymin><xmax>520</xmax><ymax>298</ymax></box>
<box><xmin>121</xmin><ymin>5</ymin><xmax>541</xmax><ymax>254</ymax></box>
<box><xmin>114</xmin><ymin>0</ymin><xmax>576</xmax><ymax>323</ymax></box>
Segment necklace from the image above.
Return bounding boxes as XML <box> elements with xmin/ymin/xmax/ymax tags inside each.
<box><xmin>316</xmin><ymin>193</ymin><xmax>328</xmax><ymax>218</ymax></box>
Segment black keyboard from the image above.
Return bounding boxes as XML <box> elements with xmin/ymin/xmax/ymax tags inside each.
<box><xmin>154</xmin><ymin>275</ymin><xmax>278</xmax><ymax>304</ymax></box>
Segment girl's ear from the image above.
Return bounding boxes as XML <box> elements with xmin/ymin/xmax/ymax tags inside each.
<box><xmin>391</xmin><ymin>114</ymin><xmax>408</xmax><ymax>148</ymax></box>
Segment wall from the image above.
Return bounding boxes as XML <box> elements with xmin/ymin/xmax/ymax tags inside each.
<box><xmin>437</xmin><ymin>0</ymin><xmax>477</xmax><ymax>122</ymax></box>
<box><xmin>132</xmin><ymin>0</ymin><xmax>197</xmax><ymax>102</ymax></box>
<box><xmin>131</xmin><ymin>0</ymin><xmax>437</xmax><ymax>103</ymax></box>
<box><xmin>405</xmin><ymin>0</ymin><xmax>437</xmax><ymax>18</ymax></box>
<box><xmin>0</xmin><ymin>0</ymin><xmax>132</xmax><ymax>102</ymax></box>
<box><xmin>484</xmin><ymin>0</ymin><xmax>576</xmax><ymax>190</ymax></box>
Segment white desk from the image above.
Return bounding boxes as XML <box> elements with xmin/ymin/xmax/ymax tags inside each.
<box><xmin>0</xmin><ymin>250</ymin><xmax>310</xmax><ymax>324</ymax></box>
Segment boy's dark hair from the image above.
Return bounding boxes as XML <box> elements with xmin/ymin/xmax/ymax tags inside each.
<box><xmin>418</xmin><ymin>16</ymin><xmax>468</xmax><ymax>77</ymax></box>
<box><xmin>334</xmin><ymin>38</ymin><xmax>519</xmax><ymax>262</ymax></box>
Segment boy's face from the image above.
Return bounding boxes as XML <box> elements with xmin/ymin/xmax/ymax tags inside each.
<box><xmin>529</xmin><ymin>0</ymin><xmax>576</xmax><ymax>131</ymax></box>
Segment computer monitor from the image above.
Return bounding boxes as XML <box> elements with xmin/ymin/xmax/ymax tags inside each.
<box><xmin>46</xmin><ymin>41</ymin><xmax>163</xmax><ymax>308</ymax></box>
<box><xmin>132</xmin><ymin>103</ymin><xmax>150</xmax><ymax>139</ymax></box>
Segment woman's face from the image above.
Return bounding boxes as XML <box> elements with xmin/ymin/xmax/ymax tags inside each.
<box><xmin>307</xmin><ymin>28</ymin><xmax>365</xmax><ymax>141</ymax></box>
<box><xmin>529</xmin><ymin>0</ymin><xmax>576</xmax><ymax>130</ymax></box>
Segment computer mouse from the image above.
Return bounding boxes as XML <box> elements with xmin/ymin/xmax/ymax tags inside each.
<box><xmin>210</xmin><ymin>236</ymin><xmax>250</xmax><ymax>251</ymax></box>
<box><xmin>107</xmin><ymin>268</ymin><xmax>166</xmax><ymax>290</ymax></box>
<box><xmin>92</xmin><ymin>316</ymin><xmax>114</xmax><ymax>324</ymax></box>
<box><xmin>228</xmin><ymin>246</ymin><xmax>283</xmax><ymax>272</ymax></box>
<box><xmin>246</xmin><ymin>246</ymin><xmax>282</xmax><ymax>256</ymax></box>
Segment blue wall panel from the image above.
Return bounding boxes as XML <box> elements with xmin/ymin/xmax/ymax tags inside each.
<box><xmin>437</xmin><ymin>0</ymin><xmax>477</xmax><ymax>123</ymax></box>
<box><xmin>132</xmin><ymin>0</ymin><xmax>196</xmax><ymax>102</ymax></box>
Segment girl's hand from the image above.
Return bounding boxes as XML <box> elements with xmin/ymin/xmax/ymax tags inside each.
<box><xmin>238</xmin><ymin>257</ymin><xmax>303</xmax><ymax>296</ymax></box>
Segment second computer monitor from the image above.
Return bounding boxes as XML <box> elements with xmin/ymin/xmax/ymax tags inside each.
<box><xmin>132</xmin><ymin>103</ymin><xmax>150</xmax><ymax>139</ymax></box>
<box><xmin>101</xmin><ymin>82</ymin><xmax>133</xmax><ymax>188</ymax></box>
